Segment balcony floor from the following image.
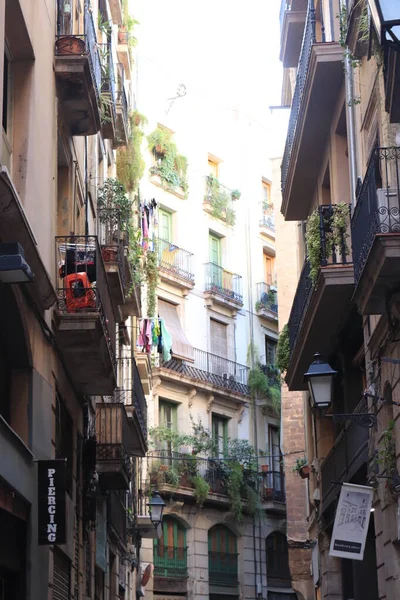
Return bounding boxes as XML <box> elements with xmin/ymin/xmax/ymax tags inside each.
<box><xmin>287</xmin><ymin>264</ymin><xmax>354</xmax><ymax>391</ymax></box>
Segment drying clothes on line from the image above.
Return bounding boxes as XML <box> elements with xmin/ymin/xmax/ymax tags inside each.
<box><xmin>161</xmin><ymin>244</ymin><xmax>179</xmax><ymax>265</ymax></box>
<box><xmin>160</xmin><ymin>318</ymin><xmax>172</xmax><ymax>362</ymax></box>
<box><xmin>136</xmin><ymin>317</ymin><xmax>172</xmax><ymax>361</ymax></box>
<box><xmin>140</xmin><ymin>198</ymin><xmax>158</xmax><ymax>252</ymax></box>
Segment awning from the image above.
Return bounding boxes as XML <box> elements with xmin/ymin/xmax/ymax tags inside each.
<box><xmin>158</xmin><ymin>298</ymin><xmax>194</xmax><ymax>363</ymax></box>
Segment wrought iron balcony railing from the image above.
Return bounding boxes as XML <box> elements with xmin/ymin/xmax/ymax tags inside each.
<box><xmin>154</xmin><ymin>545</ymin><xmax>188</xmax><ymax>578</ymax></box>
<box><xmin>204</xmin><ymin>263</ymin><xmax>243</xmax><ymax>304</ymax></box>
<box><xmin>255</xmin><ymin>282</ymin><xmax>278</xmax><ymax>314</ymax></box>
<box><xmin>287</xmin><ymin>204</ymin><xmax>351</xmax><ymax>351</ymax></box>
<box><xmin>259</xmin><ymin>214</ymin><xmax>275</xmax><ymax>231</ymax></box>
<box><xmin>158</xmin><ymin>238</ymin><xmax>194</xmax><ymax>282</ymax></box>
<box><xmin>209</xmin><ymin>552</ymin><xmax>238</xmax><ymax>585</ymax></box>
<box><xmin>99</xmin><ymin>42</ymin><xmax>117</xmax><ymax>121</ymax></box>
<box><xmin>55</xmin><ymin>4</ymin><xmax>102</xmax><ymax>103</ymax></box>
<box><xmin>261</xmin><ymin>470</ymin><xmax>286</xmax><ymax>503</ymax></box>
<box><xmin>351</xmin><ymin>146</ymin><xmax>400</xmax><ymax>287</ymax></box>
<box><xmin>281</xmin><ymin>1</ymin><xmax>329</xmax><ymax>195</ymax></box>
<box><xmin>116</xmin><ymin>88</ymin><xmax>129</xmax><ymax>131</ymax></box>
<box><xmin>159</xmin><ymin>347</ymin><xmax>250</xmax><ymax>395</ymax></box>
<box><xmin>96</xmin><ymin>403</ymin><xmax>132</xmax><ymax>477</ymax></box>
<box><xmin>55</xmin><ymin>235</ymin><xmax>117</xmax><ymax>371</ymax></box>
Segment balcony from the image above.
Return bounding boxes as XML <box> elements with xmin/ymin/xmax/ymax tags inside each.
<box><xmin>259</xmin><ymin>213</ymin><xmax>275</xmax><ymax>234</ymax></box>
<box><xmin>113</xmin><ymin>88</ymin><xmax>129</xmax><ymax>148</ymax></box>
<box><xmin>105</xmin><ymin>381</ymin><xmax>147</xmax><ymax>456</ymax></box>
<box><xmin>385</xmin><ymin>45</ymin><xmax>400</xmax><ymax>124</ymax></box>
<box><xmin>281</xmin><ymin>5</ymin><xmax>343</xmax><ymax>220</ymax></box>
<box><xmin>121</xmin><ymin>261</ymin><xmax>142</xmax><ymax>319</ymax></box>
<box><xmin>255</xmin><ymin>282</ymin><xmax>278</xmax><ymax>321</ymax></box>
<box><xmin>96</xmin><ymin>402</ymin><xmax>132</xmax><ymax>490</ymax></box>
<box><xmin>203</xmin><ymin>176</ymin><xmax>238</xmax><ymax>226</ymax></box>
<box><xmin>154</xmin><ymin>546</ymin><xmax>188</xmax><ymax>579</ymax></box>
<box><xmin>157</xmin><ymin>347</ymin><xmax>250</xmax><ymax>397</ymax></box>
<box><xmin>108</xmin><ymin>0</ymin><xmax>123</xmax><ymax>24</ymax></box>
<box><xmin>158</xmin><ymin>238</ymin><xmax>194</xmax><ymax>293</ymax></box>
<box><xmin>108</xmin><ymin>491</ymin><xmax>127</xmax><ymax>544</ymax></box>
<box><xmin>321</xmin><ymin>396</ymin><xmax>369</xmax><ymax>518</ymax></box>
<box><xmin>204</xmin><ymin>263</ymin><xmax>243</xmax><ymax>313</ymax></box>
<box><xmin>209</xmin><ymin>552</ymin><xmax>238</xmax><ymax>586</ymax></box>
<box><xmin>280</xmin><ymin>0</ymin><xmax>308</xmax><ymax>68</ymax></box>
<box><xmin>261</xmin><ymin>470</ymin><xmax>286</xmax><ymax>510</ymax></box>
<box><xmin>100</xmin><ymin>44</ymin><xmax>117</xmax><ymax>140</ymax></box>
<box><xmin>117</xmin><ymin>27</ymin><xmax>131</xmax><ymax>80</ymax></box>
<box><xmin>53</xmin><ymin>236</ymin><xmax>117</xmax><ymax>395</ymax></box>
<box><xmin>98</xmin><ymin>211</ymin><xmax>127</xmax><ymax>311</ymax></box>
<box><xmin>55</xmin><ymin>7</ymin><xmax>101</xmax><ymax>135</ymax></box>
<box><xmin>286</xmin><ymin>205</ymin><xmax>353</xmax><ymax>391</ymax></box>
<box><xmin>351</xmin><ymin>147</ymin><xmax>400</xmax><ymax>315</ymax></box>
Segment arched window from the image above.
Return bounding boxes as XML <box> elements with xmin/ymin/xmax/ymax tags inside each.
<box><xmin>266</xmin><ymin>532</ymin><xmax>290</xmax><ymax>584</ymax></box>
<box><xmin>154</xmin><ymin>517</ymin><xmax>187</xmax><ymax>578</ymax></box>
<box><xmin>208</xmin><ymin>525</ymin><xmax>238</xmax><ymax>585</ymax></box>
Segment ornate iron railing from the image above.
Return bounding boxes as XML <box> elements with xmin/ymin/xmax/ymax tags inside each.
<box><xmin>321</xmin><ymin>395</ymin><xmax>370</xmax><ymax>514</ymax></box>
<box><xmin>351</xmin><ymin>146</ymin><xmax>400</xmax><ymax>286</ymax></box>
<box><xmin>281</xmin><ymin>1</ymin><xmax>316</xmax><ymax>195</ymax></box>
<box><xmin>255</xmin><ymin>282</ymin><xmax>278</xmax><ymax>313</ymax></box>
<box><xmin>99</xmin><ymin>42</ymin><xmax>116</xmax><ymax>123</ymax></box>
<box><xmin>55</xmin><ymin>235</ymin><xmax>117</xmax><ymax>374</ymax></box>
<box><xmin>55</xmin><ymin>5</ymin><xmax>102</xmax><ymax>103</ymax></box>
<box><xmin>259</xmin><ymin>214</ymin><xmax>275</xmax><ymax>231</ymax></box>
<box><xmin>287</xmin><ymin>204</ymin><xmax>351</xmax><ymax>351</ymax></box>
<box><xmin>154</xmin><ymin>546</ymin><xmax>188</xmax><ymax>578</ymax></box>
<box><xmin>158</xmin><ymin>238</ymin><xmax>194</xmax><ymax>282</ymax></box>
<box><xmin>116</xmin><ymin>88</ymin><xmax>129</xmax><ymax>136</ymax></box>
<box><xmin>261</xmin><ymin>470</ymin><xmax>286</xmax><ymax>503</ymax></box>
<box><xmin>159</xmin><ymin>347</ymin><xmax>249</xmax><ymax>395</ymax></box>
<box><xmin>97</xmin><ymin>209</ymin><xmax>127</xmax><ymax>293</ymax></box>
<box><xmin>204</xmin><ymin>263</ymin><xmax>243</xmax><ymax>304</ymax></box>
<box><xmin>203</xmin><ymin>176</ymin><xmax>237</xmax><ymax>225</ymax></box>
<box><xmin>209</xmin><ymin>552</ymin><xmax>238</xmax><ymax>585</ymax></box>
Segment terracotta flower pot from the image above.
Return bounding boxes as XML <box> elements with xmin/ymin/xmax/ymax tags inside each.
<box><xmin>56</xmin><ymin>35</ymin><xmax>86</xmax><ymax>56</ymax></box>
<box><xmin>261</xmin><ymin>464</ymin><xmax>269</xmax><ymax>473</ymax></box>
<box><xmin>299</xmin><ymin>465</ymin><xmax>310</xmax><ymax>479</ymax></box>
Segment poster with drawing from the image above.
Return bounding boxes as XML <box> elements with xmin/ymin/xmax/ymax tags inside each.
<box><xmin>329</xmin><ymin>483</ymin><xmax>374</xmax><ymax>561</ymax></box>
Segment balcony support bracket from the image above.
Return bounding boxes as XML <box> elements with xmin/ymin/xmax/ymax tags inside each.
<box><xmin>323</xmin><ymin>413</ymin><xmax>376</xmax><ymax>428</ymax></box>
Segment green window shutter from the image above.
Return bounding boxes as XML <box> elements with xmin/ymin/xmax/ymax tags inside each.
<box><xmin>209</xmin><ymin>234</ymin><xmax>221</xmax><ymax>265</ymax></box>
<box><xmin>159</xmin><ymin>209</ymin><xmax>172</xmax><ymax>242</ymax></box>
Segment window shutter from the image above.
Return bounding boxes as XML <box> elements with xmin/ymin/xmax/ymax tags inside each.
<box><xmin>53</xmin><ymin>550</ymin><xmax>71</xmax><ymax>600</ymax></box>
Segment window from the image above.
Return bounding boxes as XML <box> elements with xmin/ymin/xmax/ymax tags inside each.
<box><xmin>210</xmin><ymin>319</ymin><xmax>227</xmax><ymax>359</ymax></box>
<box><xmin>212</xmin><ymin>414</ymin><xmax>228</xmax><ymax>457</ymax></box>
<box><xmin>264</xmin><ymin>254</ymin><xmax>274</xmax><ymax>286</ymax></box>
<box><xmin>208</xmin><ymin>525</ymin><xmax>238</xmax><ymax>585</ymax></box>
<box><xmin>209</xmin><ymin>233</ymin><xmax>221</xmax><ymax>266</ymax></box>
<box><xmin>55</xmin><ymin>392</ymin><xmax>74</xmax><ymax>496</ymax></box>
<box><xmin>154</xmin><ymin>517</ymin><xmax>187</xmax><ymax>578</ymax></box>
<box><xmin>262</xmin><ymin>181</ymin><xmax>271</xmax><ymax>209</ymax></box>
<box><xmin>266</xmin><ymin>532</ymin><xmax>290</xmax><ymax>583</ymax></box>
<box><xmin>265</xmin><ymin>337</ymin><xmax>277</xmax><ymax>366</ymax></box>
<box><xmin>208</xmin><ymin>157</ymin><xmax>219</xmax><ymax>178</ymax></box>
<box><xmin>159</xmin><ymin>208</ymin><xmax>172</xmax><ymax>242</ymax></box>
<box><xmin>268</xmin><ymin>426</ymin><xmax>281</xmax><ymax>473</ymax></box>
<box><xmin>159</xmin><ymin>399</ymin><xmax>178</xmax><ymax>461</ymax></box>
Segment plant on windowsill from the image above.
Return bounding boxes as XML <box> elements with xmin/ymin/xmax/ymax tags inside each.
<box><xmin>204</xmin><ymin>175</ymin><xmax>236</xmax><ymax>226</ymax></box>
<box><xmin>292</xmin><ymin>457</ymin><xmax>309</xmax><ymax>479</ymax></box>
<box><xmin>98</xmin><ymin>178</ymin><xmax>132</xmax><ymax>239</ymax></box>
<box><xmin>147</xmin><ymin>127</ymin><xmax>189</xmax><ymax>197</ymax></box>
<box><xmin>305</xmin><ymin>203</ymin><xmax>350</xmax><ymax>284</ymax></box>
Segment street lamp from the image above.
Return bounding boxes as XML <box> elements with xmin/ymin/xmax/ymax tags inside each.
<box><xmin>368</xmin><ymin>0</ymin><xmax>400</xmax><ymax>45</ymax></box>
<box><xmin>147</xmin><ymin>491</ymin><xmax>165</xmax><ymax>527</ymax></box>
<box><xmin>304</xmin><ymin>353</ymin><xmax>337</xmax><ymax>410</ymax></box>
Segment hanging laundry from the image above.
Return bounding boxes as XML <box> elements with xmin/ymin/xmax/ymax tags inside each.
<box><xmin>152</xmin><ymin>319</ymin><xmax>160</xmax><ymax>346</ymax></box>
<box><xmin>160</xmin><ymin>318</ymin><xmax>172</xmax><ymax>362</ymax></box>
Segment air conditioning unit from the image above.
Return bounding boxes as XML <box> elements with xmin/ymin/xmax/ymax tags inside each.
<box><xmin>376</xmin><ymin>188</ymin><xmax>399</xmax><ymax>231</ymax></box>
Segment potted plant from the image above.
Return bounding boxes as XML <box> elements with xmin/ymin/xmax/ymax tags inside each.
<box><xmin>231</xmin><ymin>189</ymin><xmax>241</xmax><ymax>201</ymax></box>
<box><xmin>292</xmin><ymin>457</ymin><xmax>309</xmax><ymax>479</ymax></box>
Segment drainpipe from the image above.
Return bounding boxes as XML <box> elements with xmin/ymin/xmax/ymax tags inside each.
<box><xmin>342</xmin><ymin>1</ymin><xmax>358</xmax><ymax>208</ymax></box>
<box><xmin>84</xmin><ymin>135</ymin><xmax>89</xmax><ymax>236</ymax></box>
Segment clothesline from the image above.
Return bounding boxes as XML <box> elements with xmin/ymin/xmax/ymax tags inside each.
<box><xmin>137</xmin><ymin>317</ymin><xmax>172</xmax><ymax>361</ymax></box>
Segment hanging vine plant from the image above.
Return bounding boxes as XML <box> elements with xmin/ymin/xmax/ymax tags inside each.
<box><xmin>276</xmin><ymin>324</ymin><xmax>290</xmax><ymax>373</ymax></box>
<box><xmin>305</xmin><ymin>203</ymin><xmax>350</xmax><ymax>284</ymax></box>
<box><xmin>117</xmin><ymin>111</ymin><xmax>148</xmax><ymax>192</ymax></box>
<box><xmin>147</xmin><ymin>127</ymin><xmax>189</xmax><ymax>197</ymax></box>
<box><xmin>145</xmin><ymin>245</ymin><xmax>159</xmax><ymax>317</ymax></box>
<box><xmin>204</xmin><ymin>175</ymin><xmax>236</xmax><ymax>226</ymax></box>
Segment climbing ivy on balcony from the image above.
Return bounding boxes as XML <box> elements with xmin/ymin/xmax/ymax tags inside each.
<box><xmin>276</xmin><ymin>324</ymin><xmax>290</xmax><ymax>373</ymax></box>
<box><xmin>117</xmin><ymin>111</ymin><xmax>148</xmax><ymax>192</ymax></box>
<box><xmin>204</xmin><ymin>175</ymin><xmax>236</xmax><ymax>226</ymax></box>
<box><xmin>147</xmin><ymin>127</ymin><xmax>189</xmax><ymax>197</ymax></box>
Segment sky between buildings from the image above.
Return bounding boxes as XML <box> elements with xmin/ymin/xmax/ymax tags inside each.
<box><xmin>133</xmin><ymin>0</ymin><xmax>288</xmax><ymax>160</ymax></box>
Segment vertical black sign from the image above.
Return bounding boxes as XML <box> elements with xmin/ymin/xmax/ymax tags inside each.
<box><xmin>38</xmin><ymin>460</ymin><xmax>67</xmax><ymax>545</ymax></box>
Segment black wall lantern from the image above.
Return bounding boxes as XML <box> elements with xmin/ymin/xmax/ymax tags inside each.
<box><xmin>304</xmin><ymin>353</ymin><xmax>337</xmax><ymax>410</ymax></box>
<box><xmin>147</xmin><ymin>491</ymin><xmax>165</xmax><ymax>527</ymax></box>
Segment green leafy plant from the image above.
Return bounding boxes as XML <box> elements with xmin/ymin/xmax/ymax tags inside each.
<box><xmin>378</xmin><ymin>420</ymin><xmax>397</xmax><ymax>477</ymax></box>
<box><xmin>98</xmin><ymin>13</ymin><xmax>112</xmax><ymax>37</ymax></box>
<box><xmin>117</xmin><ymin>111</ymin><xmax>148</xmax><ymax>193</ymax></box>
<box><xmin>204</xmin><ymin>175</ymin><xmax>236</xmax><ymax>225</ymax></box>
<box><xmin>97</xmin><ymin>178</ymin><xmax>132</xmax><ymax>240</ymax></box>
<box><xmin>292</xmin><ymin>457</ymin><xmax>307</xmax><ymax>474</ymax></box>
<box><xmin>192</xmin><ymin>475</ymin><xmax>210</xmax><ymax>506</ymax></box>
<box><xmin>248</xmin><ymin>366</ymin><xmax>269</xmax><ymax>398</ymax></box>
<box><xmin>231</xmin><ymin>189</ymin><xmax>241</xmax><ymax>200</ymax></box>
<box><xmin>305</xmin><ymin>203</ymin><xmax>350</xmax><ymax>283</ymax></box>
<box><xmin>276</xmin><ymin>324</ymin><xmax>290</xmax><ymax>373</ymax></box>
<box><xmin>145</xmin><ymin>246</ymin><xmax>158</xmax><ymax>317</ymax></box>
<box><xmin>227</xmin><ymin>462</ymin><xmax>244</xmax><ymax>521</ymax></box>
<box><xmin>147</xmin><ymin>127</ymin><xmax>189</xmax><ymax>196</ymax></box>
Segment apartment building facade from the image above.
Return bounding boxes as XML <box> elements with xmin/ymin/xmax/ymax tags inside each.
<box><xmin>0</xmin><ymin>0</ymin><xmax>151</xmax><ymax>598</ymax></box>
<box><xmin>125</xmin><ymin>64</ymin><xmax>297</xmax><ymax>597</ymax></box>
<box><xmin>278</xmin><ymin>0</ymin><xmax>400</xmax><ymax>599</ymax></box>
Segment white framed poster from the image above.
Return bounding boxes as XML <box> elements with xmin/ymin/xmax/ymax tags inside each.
<box><xmin>329</xmin><ymin>482</ymin><xmax>374</xmax><ymax>561</ymax></box>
